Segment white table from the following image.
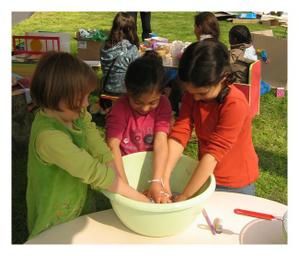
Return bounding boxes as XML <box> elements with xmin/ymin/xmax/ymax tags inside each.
<box><xmin>25</xmin><ymin>191</ymin><xmax>287</xmax><ymax>244</ymax></box>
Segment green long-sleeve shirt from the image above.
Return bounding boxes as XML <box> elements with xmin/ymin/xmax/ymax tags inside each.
<box><xmin>26</xmin><ymin>109</ymin><xmax>115</xmax><ymax>239</ymax></box>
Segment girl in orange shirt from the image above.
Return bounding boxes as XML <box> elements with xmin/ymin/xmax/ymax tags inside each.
<box><xmin>163</xmin><ymin>40</ymin><xmax>259</xmax><ymax>202</ymax></box>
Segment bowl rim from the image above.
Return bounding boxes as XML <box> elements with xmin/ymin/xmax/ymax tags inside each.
<box><xmin>102</xmin><ymin>174</ymin><xmax>216</xmax><ymax>212</ymax></box>
<box><xmin>282</xmin><ymin>210</ymin><xmax>287</xmax><ymax>234</ymax></box>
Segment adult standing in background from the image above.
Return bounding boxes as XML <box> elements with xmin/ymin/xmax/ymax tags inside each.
<box><xmin>128</xmin><ymin>12</ymin><xmax>152</xmax><ymax>41</ymax></box>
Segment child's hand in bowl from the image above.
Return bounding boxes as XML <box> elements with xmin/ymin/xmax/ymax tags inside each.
<box><xmin>146</xmin><ymin>182</ymin><xmax>172</xmax><ymax>203</ymax></box>
<box><xmin>162</xmin><ymin>179</ymin><xmax>172</xmax><ymax>198</ymax></box>
<box><xmin>172</xmin><ymin>193</ymin><xmax>188</xmax><ymax>202</ymax></box>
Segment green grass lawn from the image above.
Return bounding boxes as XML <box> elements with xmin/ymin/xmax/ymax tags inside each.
<box><xmin>12</xmin><ymin>12</ymin><xmax>287</xmax><ymax>53</ymax></box>
<box><xmin>12</xmin><ymin>12</ymin><xmax>287</xmax><ymax>244</ymax></box>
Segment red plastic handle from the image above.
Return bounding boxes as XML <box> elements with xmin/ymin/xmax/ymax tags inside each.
<box><xmin>234</xmin><ymin>208</ymin><xmax>275</xmax><ymax>220</ymax></box>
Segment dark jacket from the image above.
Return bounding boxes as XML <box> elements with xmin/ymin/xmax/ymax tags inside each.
<box><xmin>230</xmin><ymin>43</ymin><xmax>257</xmax><ymax>83</ymax></box>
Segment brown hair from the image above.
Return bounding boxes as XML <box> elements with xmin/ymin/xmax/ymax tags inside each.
<box><xmin>194</xmin><ymin>12</ymin><xmax>220</xmax><ymax>40</ymax></box>
<box><xmin>105</xmin><ymin>12</ymin><xmax>139</xmax><ymax>49</ymax></box>
<box><xmin>30</xmin><ymin>51</ymin><xmax>98</xmax><ymax>111</ymax></box>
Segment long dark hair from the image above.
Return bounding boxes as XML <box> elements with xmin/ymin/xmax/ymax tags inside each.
<box><xmin>194</xmin><ymin>12</ymin><xmax>220</xmax><ymax>40</ymax></box>
<box><xmin>178</xmin><ymin>40</ymin><xmax>235</xmax><ymax>102</ymax></box>
<box><xmin>105</xmin><ymin>12</ymin><xmax>139</xmax><ymax>49</ymax></box>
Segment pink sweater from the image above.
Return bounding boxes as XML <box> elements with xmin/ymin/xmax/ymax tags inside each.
<box><xmin>106</xmin><ymin>95</ymin><xmax>172</xmax><ymax>155</ymax></box>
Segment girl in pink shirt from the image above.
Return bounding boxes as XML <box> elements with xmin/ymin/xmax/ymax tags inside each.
<box><xmin>106</xmin><ymin>51</ymin><xmax>172</xmax><ymax>203</ymax></box>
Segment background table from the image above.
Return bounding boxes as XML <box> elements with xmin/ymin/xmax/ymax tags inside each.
<box><xmin>26</xmin><ymin>191</ymin><xmax>287</xmax><ymax>244</ymax></box>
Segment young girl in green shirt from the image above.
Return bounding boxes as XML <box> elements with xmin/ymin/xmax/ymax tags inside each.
<box><xmin>27</xmin><ymin>52</ymin><xmax>149</xmax><ymax>239</ymax></box>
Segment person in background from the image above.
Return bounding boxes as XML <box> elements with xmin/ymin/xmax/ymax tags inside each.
<box><xmin>194</xmin><ymin>12</ymin><xmax>220</xmax><ymax>41</ymax></box>
<box><xmin>100</xmin><ymin>12</ymin><xmax>140</xmax><ymax>111</ymax></box>
<box><xmin>163</xmin><ymin>41</ymin><xmax>259</xmax><ymax>202</ymax></box>
<box><xmin>229</xmin><ymin>25</ymin><xmax>258</xmax><ymax>83</ymax></box>
<box><xmin>27</xmin><ymin>52</ymin><xmax>149</xmax><ymax>239</ymax></box>
<box><xmin>105</xmin><ymin>51</ymin><xmax>172</xmax><ymax>203</ymax></box>
<box><xmin>128</xmin><ymin>12</ymin><xmax>152</xmax><ymax>41</ymax></box>
<box><xmin>167</xmin><ymin>12</ymin><xmax>221</xmax><ymax>118</ymax></box>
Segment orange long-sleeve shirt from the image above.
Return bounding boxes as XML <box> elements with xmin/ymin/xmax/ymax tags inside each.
<box><xmin>169</xmin><ymin>85</ymin><xmax>259</xmax><ymax>188</ymax></box>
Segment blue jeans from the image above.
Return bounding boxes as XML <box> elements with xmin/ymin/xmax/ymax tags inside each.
<box><xmin>216</xmin><ymin>183</ymin><xmax>256</xmax><ymax>196</ymax></box>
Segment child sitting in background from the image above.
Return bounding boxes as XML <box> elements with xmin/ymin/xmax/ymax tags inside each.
<box><xmin>100</xmin><ymin>12</ymin><xmax>140</xmax><ymax>111</ymax></box>
<box><xmin>194</xmin><ymin>12</ymin><xmax>220</xmax><ymax>41</ymax></box>
<box><xmin>27</xmin><ymin>52</ymin><xmax>149</xmax><ymax>239</ymax></box>
<box><xmin>229</xmin><ymin>25</ymin><xmax>258</xmax><ymax>83</ymax></box>
<box><xmin>167</xmin><ymin>12</ymin><xmax>220</xmax><ymax>118</ymax></box>
<box><xmin>105</xmin><ymin>51</ymin><xmax>172</xmax><ymax>203</ymax></box>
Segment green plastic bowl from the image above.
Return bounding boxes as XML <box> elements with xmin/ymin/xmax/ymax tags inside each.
<box><xmin>282</xmin><ymin>211</ymin><xmax>287</xmax><ymax>242</ymax></box>
<box><xmin>102</xmin><ymin>152</ymin><xmax>216</xmax><ymax>237</ymax></box>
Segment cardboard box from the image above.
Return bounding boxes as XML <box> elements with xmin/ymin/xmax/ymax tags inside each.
<box><xmin>260</xmin><ymin>14</ymin><xmax>288</xmax><ymax>27</ymax></box>
<box><xmin>232</xmin><ymin>18</ymin><xmax>260</xmax><ymax>24</ymax></box>
<box><xmin>251</xmin><ymin>30</ymin><xmax>287</xmax><ymax>88</ymax></box>
<box><xmin>276</xmin><ymin>87</ymin><xmax>285</xmax><ymax>98</ymax></box>
<box><xmin>260</xmin><ymin>19</ymin><xmax>280</xmax><ymax>26</ymax></box>
<box><xmin>76</xmin><ymin>32</ymin><xmax>103</xmax><ymax>61</ymax></box>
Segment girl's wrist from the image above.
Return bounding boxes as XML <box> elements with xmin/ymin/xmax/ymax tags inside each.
<box><xmin>148</xmin><ymin>178</ymin><xmax>165</xmax><ymax>189</ymax></box>
<box><xmin>181</xmin><ymin>190</ymin><xmax>192</xmax><ymax>199</ymax></box>
<box><xmin>162</xmin><ymin>174</ymin><xmax>170</xmax><ymax>182</ymax></box>
<box><xmin>173</xmin><ymin>193</ymin><xmax>188</xmax><ymax>202</ymax></box>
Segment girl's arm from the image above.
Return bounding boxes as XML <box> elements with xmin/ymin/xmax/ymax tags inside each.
<box><xmin>163</xmin><ymin>138</ymin><xmax>185</xmax><ymax>194</ymax></box>
<box><xmin>82</xmin><ymin>110</ymin><xmax>114</xmax><ymax>163</ymax></box>
<box><xmin>147</xmin><ymin>131</ymin><xmax>171</xmax><ymax>203</ymax></box>
<box><xmin>107</xmin><ymin>137</ymin><xmax>129</xmax><ymax>184</ymax></box>
<box><xmin>174</xmin><ymin>153</ymin><xmax>217</xmax><ymax>202</ymax></box>
<box><xmin>163</xmin><ymin>93</ymin><xmax>194</xmax><ymax>198</ymax></box>
<box><xmin>36</xmin><ymin>130</ymin><xmax>149</xmax><ymax>202</ymax></box>
<box><xmin>105</xmin><ymin>161</ymin><xmax>150</xmax><ymax>202</ymax></box>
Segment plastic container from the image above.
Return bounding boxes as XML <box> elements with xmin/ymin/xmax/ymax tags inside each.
<box><xmin>239</xmin><ymin>12</ymin><xmax>257</xmax><ymax>19</ymax></box>
<box><xmin>260</xmin><ymin>80</ymin><xmax>271</xmax><ymax>95</ymax></box>
<box><xmin>276</xmin><ymin>87</ymin><xmax>285</xmax><ymax>98</ymax></box>
<box><xmin>102</xmin><ymin>152</ymin><xmax>216</xmax><ymax>237</ymax></box>
<box><xmin>282</xmin><ymin>211</ymin><xmax>287</xmax><ymax>242</ymax></box>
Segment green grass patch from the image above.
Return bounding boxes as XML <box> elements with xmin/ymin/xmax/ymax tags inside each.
<box><xmin>12</xmin><ymin>12</ymin><xmax>287</xmax><ymax>54</ymax></box>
